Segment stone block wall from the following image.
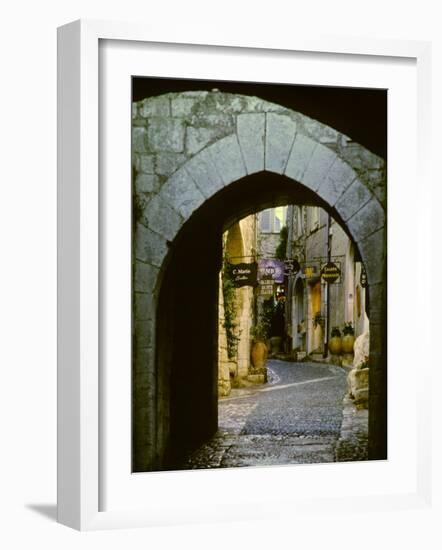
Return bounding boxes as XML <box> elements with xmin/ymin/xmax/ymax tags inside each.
<box><xmin>218</xmin><ymin>275</ymin><xmax>234</xmax><ymax>397</ymax></box>
<box><xmin>218</xmin><ymin>215</ymin><xmax>256</xmax><ymax>394</ymax></box>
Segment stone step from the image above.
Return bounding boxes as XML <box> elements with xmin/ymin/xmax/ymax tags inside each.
<box><xmin>309</xmin><ymin>352</ymin><xmax>326</xmax><ymax>362</ymax></box>
<box><xmin>247</xmin><ymin>373</ymin><xmax>266</xmax><ymax>384</ymax></box>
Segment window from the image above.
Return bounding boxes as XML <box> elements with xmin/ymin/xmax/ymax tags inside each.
<box><xmin>296</xmin><ymin>206</ymin><xmax>303</xmax><ymax>236</ymax></box>
<box><xmin>273</xmin><ymin>206</ymin><xmax>286</xmax><ymax>232</ymax></box>
<box><xmin>260</xmin><ymin>209</ymin><xmax>271</xmax><ymax>232</ymax></box>
<box><xmin>259</xmin><ymin>207</ymin><xmax>287</xmax><ymax>233</ymax></box>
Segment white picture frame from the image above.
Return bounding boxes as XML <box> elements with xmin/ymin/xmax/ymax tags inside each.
<box><xmin>57</xmin><ymin>19</ymin><xmax>432</xmax><ymax>531</ymax></box>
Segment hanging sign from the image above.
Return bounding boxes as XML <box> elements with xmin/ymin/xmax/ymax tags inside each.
<box><xmin>284</xmin><ymin>259</ymin><xmax>300</xmax><ymax>275</ymax></box>
<box><xmin>258</xmin><ymin>259</ymin><xmax>285</xmax><ymax>283</ymax></box>
<box><xmin>258</xmin><ymin>281</ymin><xmax>274</xmax><ymax>296</ymax></box>
<box><xmin>360</xmin><ymin>264</ymin><xmax>368</xmax><ymax>288</ymax></box>
<box><xmin>228</xmin><ymin>262</ymin><xmax>257</xmax><ymax>287</ymax></box>
<box><xmin>321</xmin><ymin>261</ymin><xmax>341</xmax><ymax>283</ymax></box>
<box><xmin>303</xmin><ymin>264</ymin><xmax>318</xmax><ymax>278</ymax></box>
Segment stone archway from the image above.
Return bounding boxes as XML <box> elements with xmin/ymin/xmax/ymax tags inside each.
<box><xmin>132</xmin><ymin>91</ymin><xmax>386</xmax><ymax>471</ymax></box>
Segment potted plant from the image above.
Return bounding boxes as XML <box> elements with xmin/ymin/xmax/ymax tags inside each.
<box><xmin>329</xmin><ymin>326</ymin><xmax>342</xmax><ymax>355</ymax></box>
<box><xmin>342</xmin><ymin>322</ymin><xmax>355</xmax><ymax>354</ymax></box>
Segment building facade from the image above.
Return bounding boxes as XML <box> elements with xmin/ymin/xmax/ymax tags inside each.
<box><xmin>256</xmin><ymin>204</ymin><xmax>369</xmax><ymax>363</ymax></box>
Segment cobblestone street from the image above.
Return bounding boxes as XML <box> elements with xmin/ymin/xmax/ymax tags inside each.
<box><xmin>180</xmin><ymin>360</ymin><xmax>364</xmax><ymax>469</ymax></box>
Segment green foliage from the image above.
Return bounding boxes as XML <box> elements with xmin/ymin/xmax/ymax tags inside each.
<box><xmin>342</xmin><ymin>322</ymin><xmax>354</xmax><ymax>336</ymax></box>
<box><xmin>222</xmin><ymin>254</ymin><xmax>241</xmax><ymax>360</ymax></box>
<box><xmin>250</xmin><ymin>323</ymin><xmax>268</xmax><ymax>342</ymax></box>
<box><xmin>331</xmin><ymin>326</ymin><xmax>341</xmax><ymax>338</ymax></box>
<box><xmin>275</xmin><ymin>226</ymin><xmax>288</xmax><ymax>261</ymax></box>
<box><xmin>258</xmin><ymin>297</ymin><xmax>275</xmax><ymax>340</ymax></box>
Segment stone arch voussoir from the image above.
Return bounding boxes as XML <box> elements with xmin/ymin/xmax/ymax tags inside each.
<box><xmin>134</xmin><ymin>93</ymin><xmax>386</xmax><ymax>281</ymax></box>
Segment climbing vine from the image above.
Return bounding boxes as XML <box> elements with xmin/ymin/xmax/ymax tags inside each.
<box><xmin>275</xmin><ymin>225</ymin><xmax>288</xmax><ymax>260</ymax></box>
<box><xmin>222</xmin><ymin>254</ymin><xmax>242</xmax><ymax>360</ymax></box>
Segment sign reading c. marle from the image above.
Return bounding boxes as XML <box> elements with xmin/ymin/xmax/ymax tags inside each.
<box><xmin>321</xmin><ymin>261</ymin><xmax>341</xmax><ymax>283</ymax></box>
<box><xmin>228</xmin><ymin>262</ymin><xmax>258</xmax><ymax>287</ymax></box>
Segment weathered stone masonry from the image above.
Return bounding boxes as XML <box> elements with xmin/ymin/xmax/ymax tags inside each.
<box><xmin>132</xmin><ymin>91</ymin><xmax>386</xmax><ymax>471</ymax></box>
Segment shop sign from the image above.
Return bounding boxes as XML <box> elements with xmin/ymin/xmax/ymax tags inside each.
<box><xmin>360</xmin><ymin>264</ymin><xmax>368</xmax><ymax>288</ymax></box>
<box><xmin>258</xmin><ymin>259</ymin><xmax>285</xmax><ymax>283</ymax></box>
<box><xmin>321</xmin><ymin>261</ymin><xmax>341</xmax><ymax>283</ymax></box>
<box><xmin>228</xmin><ymin>262</ymin><xmax>257</xmax><ymax>287</ymax></box>
<box><xmin>284</xmin><ymin>259</ymin><xmax>300</xmax><ymax>275</ymax></box>
<box><xmin>258</xmin><ymin>282</ymin><xmax>274</xmax><ymax>296</ymax></box>
<box><xmin>303</xmin><ymin>264</ymin><xmax>318</xmax><ymax>278</ymax></box>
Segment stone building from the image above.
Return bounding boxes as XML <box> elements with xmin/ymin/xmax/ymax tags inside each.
<box><xmin>218</xmin><ymin>215</ymin><xmax>256</xmax><ymax>396</ymax></box>
<box><xmin>253</xmin><ymin>207</ymin><xmax>288</xmax><ymax>351</ymax></box>
<box><xmin>257</xmin><ymin>206</ymin><xmax>287</xmax><ymax>256</ymax></box>
<box><xmin>254</xmin><ymin>204</ymin><xmax>368</xmax><ymax>363</ymax></box>
<box><xmin>288</xmin><ymin>205</ymin><xmax>369</xmax><ymax>361</ymax></box>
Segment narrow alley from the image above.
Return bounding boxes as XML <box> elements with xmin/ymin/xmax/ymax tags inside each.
<box><xmin>181</xmin><ymin>360</ymin><xmax>353</xmax><ymax>469</ymax></box>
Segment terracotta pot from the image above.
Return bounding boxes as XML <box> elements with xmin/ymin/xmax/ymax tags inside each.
<box><xmin>342</xmin><ymin>334</ymin><xmax>355</xmax><ymax>354</ymax></box>
<box><xmin>251</xmin><ymin>340</ymin><xmax>268</xmax><ymax>369</ymax></box>
<box><xmin>329</xmin><ymin>336</ymin><xmax>342</xmax><ymax>355</ymax></box>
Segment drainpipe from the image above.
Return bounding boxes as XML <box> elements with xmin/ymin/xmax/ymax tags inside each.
<box><xmin>285</xmin><ymin>205</ymin><xmax>295</xmax><ymax>353</ymax></box>
<box><xmin>323</xmin><ymin>213</ymin><xmax>332</xmax><ymax>358</ymax></box>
